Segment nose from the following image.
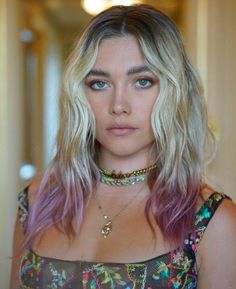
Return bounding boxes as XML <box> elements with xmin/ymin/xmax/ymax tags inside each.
<box><xmin>109</xmin><ymin>85</ymin><xmax>131</xmax><ymax>115</ymax></box>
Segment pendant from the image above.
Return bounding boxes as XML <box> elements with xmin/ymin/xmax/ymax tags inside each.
<box><xmin>101</xmin><ymin>220</ymin><xmax>112</xmax><ymax>238</ymax></box>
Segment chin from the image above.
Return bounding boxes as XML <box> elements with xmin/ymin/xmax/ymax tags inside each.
<box><xmin>103</xmin><ymin>144</ymin><xmax>152</xmax><ymax>159</ymax></box>
<box><xmin>99</xmin><ymin>143</ymin><xmax>137</xmax><ymax>158</ymax></box>
<box><xmin>110</xmin><ymin>149</ymin><xmax>139</xmax><ymax>158</ymax></box>
<box><xmin>97</xmin><ymin>138</ymin><xmax>155</xmax><ymax>159</ymax></box>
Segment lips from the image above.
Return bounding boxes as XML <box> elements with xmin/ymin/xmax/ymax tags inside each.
<box><xmin>106</xmin><ymin>124</ymin><xmax>137</xmax><ymax>136</ymax></box>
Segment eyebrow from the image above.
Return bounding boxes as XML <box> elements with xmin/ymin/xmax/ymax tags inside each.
<box><xmin>127</xmin><ymin>65</ymin><xmax>152</xmax><ymax>75</ymax></box>
<box><xmin>86</xmin><ymin>65</ymin><xmax>152</xmax><ymax>78</ymax></box>
<box><xmin>86</xmin><ymin>69</ymin><xmax>110</xmax><ymax>77</ymax></box>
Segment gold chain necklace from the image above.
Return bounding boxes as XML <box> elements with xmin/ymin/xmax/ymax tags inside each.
<box><xmin>94</xmin><ymin>185</ymin><xmax>145</xmax><ymax>238</ymax></box>
<box><xmin>99</xmin><ymin>163</ymin><xmax>157</xmax><ymax>186</ymax></box>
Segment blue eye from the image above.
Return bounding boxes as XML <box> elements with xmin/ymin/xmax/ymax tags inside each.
<box><xmin>136</xmin><ymin>79</ymin><xmax>153</xmax><ymax>88</ymax></box>
<box><xmin>89</xmin><ymin>81</ymin><xmax>108</xmax><ymax>90</ymax></box>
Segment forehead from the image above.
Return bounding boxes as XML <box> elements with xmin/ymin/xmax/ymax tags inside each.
<box><xmin>94</xmin><ymin>35</ymin><xmax>145</xmax><ymax>68</ymax></box>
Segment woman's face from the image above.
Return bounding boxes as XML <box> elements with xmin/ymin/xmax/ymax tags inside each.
<box><xmin>85</xmin><ymin>35</ymin><xmax>159</xmax><ymax>160</ymax></box>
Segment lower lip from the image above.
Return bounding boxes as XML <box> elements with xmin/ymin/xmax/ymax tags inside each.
<box><xmin>107</xmin><ymin>128</ymin><xmax>136</xmax><ymax>136</ymax></box>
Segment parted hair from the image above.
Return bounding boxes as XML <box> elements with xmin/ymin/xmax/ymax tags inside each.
<box><xmin>24</xmin><ymin>5</ymin><xmax>215</xmax><ymax>248</ymax></box>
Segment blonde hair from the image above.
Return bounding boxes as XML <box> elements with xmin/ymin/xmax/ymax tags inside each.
<box><xmin>25</xmin><ymin>5</ymin><xmax>215</xmax><ymax>247</ymax></box>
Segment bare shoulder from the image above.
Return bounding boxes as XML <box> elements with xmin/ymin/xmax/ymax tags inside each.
<box><xmin>204</xmin><ymin>194</ymin><xmax>236</xmax><ymax>238</ymax></box>
<box><xmin>10</xmin><ymin>177</ymin><xmax>43</xmax><ymax>288</ymax></box>
<box><xmin>196</xmin><ymin>186</ymin><xmax>236</xmax><ymax>289</ymax></box>
<box><xmin>199</xmin><ymin>184</ymin><xmax>220</xmax><ymax>200</ymax></box>
<box><xmin>200</xmin><ymin>184</ymin><xmax>236</xmax><ymax>224</ymax></box>
<box><xmin>198</xmin><ymin>184</ymin><xmax>236</xmax><ymax>246</ymax></box>
<box><xmin>27</xmin><ymin>177</ymin><xmax>42</xmax><ymax>205</ymax></box>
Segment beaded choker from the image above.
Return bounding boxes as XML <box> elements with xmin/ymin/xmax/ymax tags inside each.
<box><xmin>99</xmin><ymin>163</ymin><xmax>157</xmax><ymax>186</ymax></box>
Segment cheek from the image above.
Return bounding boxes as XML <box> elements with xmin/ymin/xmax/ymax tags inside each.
<box><xmin>88</xmin><ymin>100</ymin><xmax>105</xmax><ymax>122</ymax></box>
<box><xmin>139</xmin><ymin>106</ymin><xmax>155</xmax><ymax>139</ymax></box>
<box><xmin>91</xmin><ymin>107</ymin><xmax>106</xmax><ymax>139</ymax></box>
<box><xmin>137</xmin><ymin>102</ymin><xmax>154</xmax><ymax>123</ymax></box>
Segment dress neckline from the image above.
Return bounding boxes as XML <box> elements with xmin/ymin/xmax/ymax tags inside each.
<box><xmin>28</xmin><ymin>246</ymin><xmax>178</xmax><ymax>266</ymax></box>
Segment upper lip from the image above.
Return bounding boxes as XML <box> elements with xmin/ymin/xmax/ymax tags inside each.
<box><xmin>107</xmin><ymin>123</ymin><xmax>136</xmax><ymax>130</ymax></box>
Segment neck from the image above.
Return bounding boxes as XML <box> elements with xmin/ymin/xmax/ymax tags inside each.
<box><xmin>98</xmin><ymin>148</ymin><xmax>155</xmax><ymax>174</ymax></box>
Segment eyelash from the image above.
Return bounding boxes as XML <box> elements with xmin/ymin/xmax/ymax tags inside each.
<box><xmin>86</xmin><ymin>78</ymin><xmax>154</xmax><ymax>91</ymax></box>
<box><xmin>135</xmin><ymin>78</ymin><xmax>153</xmax><ymax>88</ymax></box>
<box><xmin>87</xmin><ymin>80</ymin><xmax>108</xmax><ymax>90</ymax></box>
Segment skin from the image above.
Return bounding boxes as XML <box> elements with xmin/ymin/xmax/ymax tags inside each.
<box><xmin>196</xmin><ymin>197</ymin><xmax>236</xmax><ymax>289</ymax></box>
<box><xmin>10</xmin><ymin>36</ymin><xmax>236</xmax><ymax>289</ymax></box>
<box><xmin>85</xmin><ymin>36</ymin><xmax>159</xmax><ymax>173</ymax></box>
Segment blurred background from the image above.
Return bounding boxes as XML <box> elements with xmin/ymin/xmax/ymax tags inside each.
<box><xmin>0</xmin><ymin>0</ymin><xmax>236</xmax><ymax>286</ymax></box>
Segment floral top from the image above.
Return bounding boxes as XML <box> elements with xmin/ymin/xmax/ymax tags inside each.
<box><xmin>18</xmin><ymin>189</ymin><xmax>230</xmax><ymax>289</ymax></box>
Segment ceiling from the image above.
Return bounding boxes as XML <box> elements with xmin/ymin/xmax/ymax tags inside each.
<box><xmin>37</xmin><ymin>0</ymin><xmax>184</xmax><ymax>30</ymax></box>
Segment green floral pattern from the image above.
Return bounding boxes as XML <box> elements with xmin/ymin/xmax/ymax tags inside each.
<box><xmin>18</xmin><ymin>191</ymin><xmax>229</xmax><ymax>288</ymax></box>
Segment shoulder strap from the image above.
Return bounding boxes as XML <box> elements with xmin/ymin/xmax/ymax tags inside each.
<box><xmin>184</xmin><ymin>192</ymin><xmax>231</xmax><ymax>251</ymax></box>
<box><xmin>18</xmin><ymin>187</ymin><xmax>29</xmax><ymax>234</ymax></box>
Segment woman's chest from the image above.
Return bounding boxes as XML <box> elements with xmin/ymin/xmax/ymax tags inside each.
<box><xmin>31</xmin><ymin>199</ymin><xmax>169</xmax><ymax>263</ymax></box>
<box><xmin>21</xmin><ymin>194</ymin><xmax>199</xmax><ymax>288</ymax></box>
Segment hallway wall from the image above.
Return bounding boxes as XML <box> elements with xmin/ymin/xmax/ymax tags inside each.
<box><xmin>206</xmin><ymin>0</ymin><xmax>236</xmax><ymax>199</ymax></box>
<box><xmin>185</xmin><ymin>0</ymin><xmax>236</xmax><ymax>201</ymax></box>
<box><xmin>0</xmin><ymin>0</ymin><xmax>24</xmax><ymax>287</ymax></box>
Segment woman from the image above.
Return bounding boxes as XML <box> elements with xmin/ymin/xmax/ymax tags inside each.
<box><xmin>10</xmin><ymin>4</ymin><xmax>236</xmax><ymax>289</ymax></box>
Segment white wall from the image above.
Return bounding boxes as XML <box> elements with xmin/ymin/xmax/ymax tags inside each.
<box><xmin>185</xmin><ymin>0</ymin><xmax>236</xmax><ymax>201</ymax></box>
<box><xmin>206</xmin><ymin>0</ymin><xmax>236</xmax><ymax>201</ymax></box>
<box><xmin>0</xmin><ymin>0</ymin><xmax>24</xmax><ymax>287</ymax></box>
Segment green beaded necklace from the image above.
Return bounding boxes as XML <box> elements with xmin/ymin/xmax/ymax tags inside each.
<box><xmin>99</xmin><ymin>163</ymin><xmax>157</xmax><ymax>186</ymax></box>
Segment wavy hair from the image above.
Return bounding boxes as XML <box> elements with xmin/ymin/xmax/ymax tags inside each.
<box><xmin>24</xmin><ymin>5</ymin><xmax>215</xmax><ymax>248</ymax></box>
